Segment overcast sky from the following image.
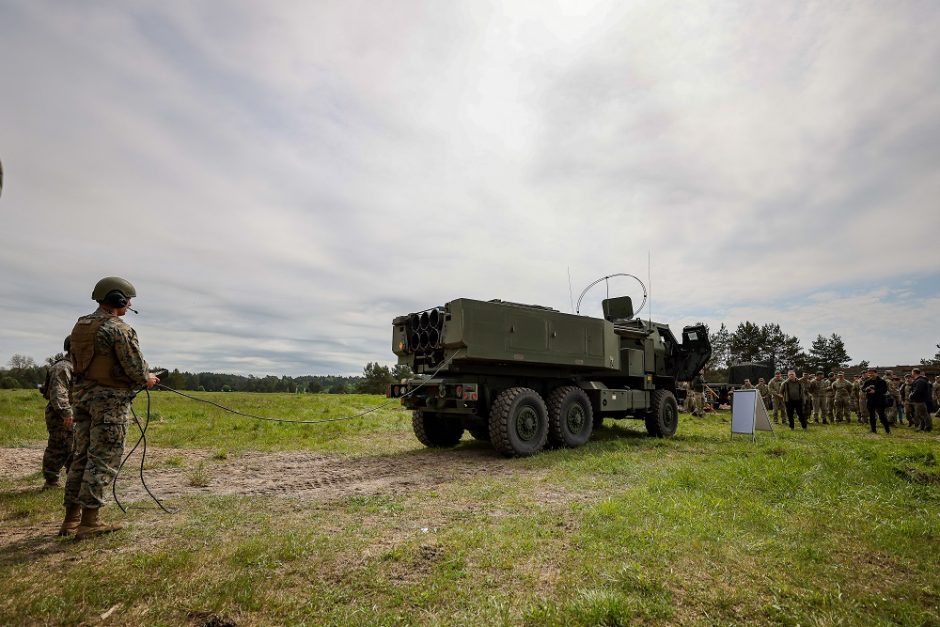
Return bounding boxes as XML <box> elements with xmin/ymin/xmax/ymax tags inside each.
<box><xmin>1</xmin><ymin>1</ymin><xmax>938</xmax><ymax>376</ymax></box>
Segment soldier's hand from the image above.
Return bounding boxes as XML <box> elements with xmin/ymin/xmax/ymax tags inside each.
<box><xmin>146</xmin><ymin>373</ymin><xmax>160</xmax><ymax>389</ymax></box>
<box><xmin>63</xmin><ymin>414</ymin><xmax>74</xmax><ymax>428</ymax></box>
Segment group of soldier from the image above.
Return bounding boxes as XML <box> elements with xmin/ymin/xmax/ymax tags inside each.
<box><xmin>687</xmin><ymin>368</ymin><xmax>938</xmax><ymax>435</ymax></box>
<box><xmin>40</xmin><ymin>276</ymin><xmax>159</xmax><ymax>540</ymax></box>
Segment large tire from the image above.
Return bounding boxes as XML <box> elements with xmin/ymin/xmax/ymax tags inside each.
<box><xmin>547</xmin><ymin>386</ymin><xmax>593</xmax><ymax>448</ymax></box>
<box><xmin>645</xmin><ymin>389</ymin><xmax>679</xmax><ymax>438</ymax></box>
<box><xmin>489</xmin><ymin>387</ymin><xmax>549</xmax><ymax>457</ymax></box>
<box><xmin>412</xmin><ymin>411</ymin><xmax>464</xmax><ymax>448</ymax></box>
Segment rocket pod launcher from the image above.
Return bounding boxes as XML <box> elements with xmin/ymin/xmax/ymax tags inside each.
<box><xmin>389</xmin><ymin>296</ymin><xmax>711</xmax><ymax>457</ymax></box>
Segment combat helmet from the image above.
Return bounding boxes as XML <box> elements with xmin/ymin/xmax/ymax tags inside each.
<box><xmin>92</xmin><ymin>277</ymin><xmax>137</xmax><ymax>302</ymax></box>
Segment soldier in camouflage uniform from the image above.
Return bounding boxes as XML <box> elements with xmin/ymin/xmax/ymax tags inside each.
<box><xmin>856</xmin><ymin>376</ymin><xmax>868</xmax><ymax>423</ymax></box>
<box><xmin>768</xmin><ymin>371</ymin><xmax>785</xmax><ymax>423</ymax></box>
<box><xmin>801</xmin><ymin>373</ymin><xmax>816</xmax><ymax>422</ymax></box>
<box><xmin>933</xmin><ymin>375</ymin><xmax>940</xmax><ymax>419</ymax></box>
<box><xmin>810</xmin><ymin>372</ymin><xmax>829</xmax><ymax>423</ymax></box>
<box><xmin>824</xmin><ymin>373</ymin><xmax>836</xmax><ymax>422</ymax></box>
<box><xmin>41</xmin><ymin>337</ymin><xmax>74</xmax><ymax>488</ymax></box>
<box><xmin>756</xmin><ymin>377</ymin><xmax>771</xmax><ymax>411</ymax></box>
<box><xmin>689</xmin><ymin>375</ymin><xmax>705</xmax><ymax>417</ymax></box>
<box><xmin>831</xmin><ymin>372</ymin><xmax>853</xmax><ymax>423</ymax></box>
<box><xmin>884</xmin><ymin>372</ymin><xmax>899</xmax><ymax>424</ymax></box>
<box><xmin>900</xmin><ymin>375</ymin><xmax>913</xmax><ymax>427</ymax></box>
<box><xmin>59</xmin><ymin>277</ymin><xmax>159</xmax><ymax>540</ymax></box>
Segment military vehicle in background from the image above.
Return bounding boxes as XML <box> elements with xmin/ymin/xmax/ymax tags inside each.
<box><xmin>387</xmin><ymin>293</ymin><xmax>711</xmax><ymax>456</ymax></box>
<box><xmin>704</xmin><ymin>361</ymin><xmax>776</xmax><ymax>409</ymax></box>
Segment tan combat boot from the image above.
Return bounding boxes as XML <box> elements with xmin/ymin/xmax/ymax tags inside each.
<box><xmin>74</xmin><ymin>508</ymin><xmax>122</xmax><ymax>540</ymax></box>
<box><xmin>58</xmin><ymin>504</ymin><xmax>82</xmax><ymax>537</ymax></box>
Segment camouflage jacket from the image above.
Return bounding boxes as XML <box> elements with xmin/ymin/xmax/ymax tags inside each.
<box><xmin>756</xmin><ymin>382</ymin><xmax>770</xmax><ymax>397</ymax></box>
<box><xmin>813</xmin><ymin>378</ymin><xmax>829</xmax><ymax>397</ymax></box>
<box><xmin>768</xmin><ymin>377</ymin><xmax>784</xmax><ymax>398</ymax></box>
<box><xmin>831</xmin><ymin>379</ymin><xmax>853</xmax><ymax>399</ymax></box>
<box><xmin>43</xmin><ymin>358</ymin><xmax>73</xmax><ymax>417</ymax></box>
<box><xmin>71</xmin><ymin>307</ymin><xmax>149</xmax><ymax>403</ymax></box>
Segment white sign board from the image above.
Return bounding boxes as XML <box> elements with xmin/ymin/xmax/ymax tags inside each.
<box><xmin>731</xmin><ymin>389</ymin><xmax>774</xmax><ymax>440</ymax></box>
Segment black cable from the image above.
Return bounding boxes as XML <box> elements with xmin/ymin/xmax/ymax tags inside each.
<box><xmin>112</xmin><ymin>350</ymin><xmax>464</xmax><ymax>513</ymax></box>
<box><xmin>113</xmin><ymin>389</ymin><xmax>174</xmax><ymax>514</ymax></box>
<box><xmin>152</xmin><ymin>349</ymin><xmax>463</xmax><ymax>425</ymax></box>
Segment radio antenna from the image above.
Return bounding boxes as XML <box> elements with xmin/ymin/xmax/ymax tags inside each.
<box><xmin>567</xmin><ymin>266</ymin><xmax>575</xmax><ymax>314</ymax></box>
<box><xmin>648</xmin><ymin>251</ymin><xmax>652</xmax><ymax>327</ymax></box>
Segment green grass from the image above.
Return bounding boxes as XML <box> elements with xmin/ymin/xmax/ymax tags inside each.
<box><xmin>1</xmin><ymin>390</ymin><xmax>938</xmax><ymax>625</ymax></box>
<box><xmin>0</xmin><ymin>389</ymin><xmax>414</xmax><ymax>454</ymax></box>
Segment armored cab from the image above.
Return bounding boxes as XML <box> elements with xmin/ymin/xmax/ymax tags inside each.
<box><xmin>388</xmin><ymin>296</ymin><xmax>711</xmax><ymax>457</ymax></box>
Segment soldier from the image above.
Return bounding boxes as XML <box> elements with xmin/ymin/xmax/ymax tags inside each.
<box><xmin>933</xmin><ymin>375</ymin><xmax>940</xmax><ymax>418</ymax></box>
<box><xmin>856</xmin><ymin>376</ymin><xmax>867</xmax><ymax>423</ymax></box>
<box><xmin>756</xmin><ymin>377</ymin><xmax>771</xmax><ymax>410</ymax></box>
<box><xmin>801</xmin><ymin>372</ymin><xmax>815</xmax><ymax>421</ymax></box>
<box><xmin>892</xmin><ymin>376</ymin><xmax>904</xmax><ymax>424</ymax></box>
<box><xmin>908</xmin><ymin>368</ymin><xmax>932</xmax><ymax>432</ymax></box>
<box><xmin>742</xmin><ymin>379</ymin><xmax>753</xmax><ymax>389</ymax></box>
<box><xmin>831</xmin><ymin>372</ymin><xmax>853</xmax><ymax>423</ymax></box>
<box><xmin>781</xmin><ymin>370</ymin><xmax>808</xmax><ymax>430</ymax></box>
<box><xmin>768</xmin><ymin>371</ymin><xmax>785</xmax><ymax>423</ymax></box>
<box><xmin>811</xmin><ymin>372</ymin><xmax>827</xmax><ymax>423</ymax></box>
<box><xmin>59</xmin><ymin>277</ymin><xmax>159</xmax><ymax>539</ymax></box>
<box><xmin>824</xmin><ymin>372</ymin><xmax>836</xmax><ymax>422</ymax></box>
<box><xmin>862</xmin><ymin>369</ymin><xmax>891</xmax><ymax>434</ymax></box>
<box><xmin>884</xmin><ymin>370</ymin><xmax>898</xmax><ymax>424</ymax></box>
<box><xmin>689</xmin><ymin>375</ymin><xmax>705</xmax><ymax>417</ymax></box>
<box><xmin>900</xmin><ymin>375</ymin><xmax>913</xmax><ymax>427</ymax></box>
<box><xmin>40</xmin><ymin>336</ymin><xmax>74</xmax><ymax>489</ymax></box>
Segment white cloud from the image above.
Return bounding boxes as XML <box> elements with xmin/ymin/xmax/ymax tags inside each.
<box><xmin>0</xmin><ymin>1</ymin><xmax>938</xmax><ymax>374</ymax></box>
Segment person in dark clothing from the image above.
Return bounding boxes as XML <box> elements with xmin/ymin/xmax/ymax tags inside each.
<box><xmin>908</xmin><ymin>368</ymin><xmax>933</xmax><ymax>432</ymax></box>
<box><xmin>780</xmin><ymin>370</ymin><xmax>808</xmax><ymax>430</ymax></box>
<box><xmin>862</xmin><ymin>369</ymin><xmax>891</xmax><ymax>434</ymax></box>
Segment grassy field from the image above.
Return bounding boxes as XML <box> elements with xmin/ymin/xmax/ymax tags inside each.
<box><xmin>1</xmin><ymin>389</ymin><xmax>938</xmax><ymax>626</ymax></box>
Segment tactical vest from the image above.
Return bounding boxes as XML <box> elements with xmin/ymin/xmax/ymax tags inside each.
<box><xmin>70</xmin><ymin>315</ymin><xmax>135</xmax><ymax>389</ymax></box>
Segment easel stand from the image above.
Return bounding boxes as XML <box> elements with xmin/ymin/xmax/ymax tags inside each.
<box><xmin>730</xmin><ymin>389</ymin><xmax>775</xmax><ymax>441</ymax></box>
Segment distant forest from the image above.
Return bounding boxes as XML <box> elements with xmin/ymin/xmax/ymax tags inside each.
<box><xmin>0</xmin><ymin>355</ymin><xmax>410</xmax><ymax>395</ymax></box>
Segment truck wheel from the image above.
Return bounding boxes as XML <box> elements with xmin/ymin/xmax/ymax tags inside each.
<box><xmin>547</xmin><ymin>386</ymin><xmax>593</xmax><ymax>448</ymax></box>
<box><xmin>489</xmin><ymin>387</ymin><xmax>549</xmax><ymax>457</ymax></box>
<box><xmin>645</xmin><ymin>390</ymin><xmax>679</xmax><ymax>438</ymax></box>
<box><xmin>412</xmin><ymin>411</ymin><xmax>464</xmax><ymax>448</ymax></box>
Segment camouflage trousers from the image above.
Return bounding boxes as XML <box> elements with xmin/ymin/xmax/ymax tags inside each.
<box><xmin>771</xmin><ymin>397</ymin><xmax>784</xmax><ymax>421</ymax></box>
<box><xmin>64</xmin><ymin>396</ymin><xmax>129</xmax><ymax>509</ymax></box>
<box><xmin>832</xmin><ymin>397</ymin><xmax>850</xmax><ymax>423</ymax></box>
<box><xmin>42</xmin><ymin>406</ymin><xmax>74</xmax><ymax>482</ymax></box>
<box><xmin>812</xmin><ymin>395</ymin><xmax>825</xmax><ymax>421</ymax></box>
<box><xmin>911</xmin><ymin>402</ymin><xmax>932</xmax><ymax>431</ymax></box>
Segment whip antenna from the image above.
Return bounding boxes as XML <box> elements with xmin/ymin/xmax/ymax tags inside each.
<box><xmin>567</xmin><ymin>266</ymin><xmax>575</xmax><ymax>314</ymax></box>
<box><xmin>648</xmin><ymin>251</ymin><xmax>652</xmax><ymax>327</ymax></box>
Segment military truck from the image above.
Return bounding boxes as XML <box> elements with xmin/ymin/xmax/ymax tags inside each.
<box><xmin>387</xmin><ymin>295</ymin><xmax>711</xmax><ymax>457</ymax></box>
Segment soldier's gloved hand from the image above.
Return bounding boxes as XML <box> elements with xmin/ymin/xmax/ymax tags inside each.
<box><xmin>63</xmin><ymin>414</ymin><xmax>74</xmax><ymax>429</ymax></box>
<box><xmin>146</xmin><ymin>373</ymin><xmax>160</xmax><ymax>389</ymax></box>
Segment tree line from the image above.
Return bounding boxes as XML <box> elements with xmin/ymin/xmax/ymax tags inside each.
<box><xmin>706</xmin><ymin>321</ymin><xmax>859</xmax><ymax>377</ymax></box>
<box><xmin>3</xmin><ymin>336</ymin><xmax>938</xmax><ymax>392</ymax></box>
<box><xmin>0</xmin><ymin>354</ymin><xmax>412</xmax><ymax>395</ymax></box>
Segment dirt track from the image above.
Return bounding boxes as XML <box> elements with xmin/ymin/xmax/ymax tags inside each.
<box><xmin>0</xmin><ymin>443</ymin><xmax>519</xmax><ymax>504</ymax></box>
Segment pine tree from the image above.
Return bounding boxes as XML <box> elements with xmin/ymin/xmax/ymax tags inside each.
<box><xmin>729</xmin><ymin>322</ymin><xmax>765</xmax><ymax>363</ymax></box>
<box><xmin>708</xmin><ymin>323</ymin><xmax>731</xmax><ymax>368</ymax></box>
